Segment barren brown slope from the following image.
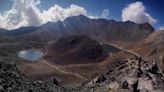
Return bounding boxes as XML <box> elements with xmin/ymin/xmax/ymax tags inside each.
<box><xmin>19</xmin><ymin>60</ymin><xmax>88</xmax><ymax>86</ymax></box>
<box><xmin>44</xmin><ymin>35</ymin><xmax>108</xmax><ymax>65</ymax></box>
<box><xmin>119</xmin><ymin>30</ymin><xmax>164</xmax><ymax>72</ymax></box>
<box><xmin>19</xmin><ymin>35</ymin><xmax>138</xmax><ymax>87</ymax></box>
<box><xmin>141</xmin><ymin>30</ymin><xmax>164</xmax><ymax>73</ymax></box>
<box><xmin>130</xmin><ymin>30</ymin><xmax>164</xmax><ymax>57</ymax></box>
<box><xmin>113</xmin><ymin>30</ymin><xmax>164</xmax><ymax>56</ymax></box>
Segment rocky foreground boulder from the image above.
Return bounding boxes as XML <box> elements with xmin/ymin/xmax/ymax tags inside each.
<box><xmin>84</xmin><ymin>56</ymin><xmax>164</xmax><ymax>92</ymax></box>
<box><xmin>0</xmin><ymin>62</ymin><xmax>64</xmax><ymax>92</ymax></box>
<box><xmin>0</xmin><ymin>56</ymin><xmax>164</xmax><ymax>92</ymax></box>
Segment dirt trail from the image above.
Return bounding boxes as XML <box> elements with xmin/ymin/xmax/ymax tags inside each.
<box><xmin>42</xmin><ymin>60</ymin><xmax>88</xmax><ymax>80</ymax></box>
<box><xmin>102</xmin><ymin>42</ymin><xmax>140</xmax><ymax>57</ymax></box>
<box><xmin>37</xmin><ymin>31</ymin><xmax>88</xmax><ymax>80</ymax></box>
<box><xmin>109</xmin><ymin>43</ymin><xmax>140</xmax><ymax>57</ymax></box>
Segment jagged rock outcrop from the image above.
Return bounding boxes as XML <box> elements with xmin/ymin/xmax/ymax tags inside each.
<box><xmin>132</xmin><ymin>30</ymin><xmax>164</xmax><ymax>75</ymax></box>
<box><xmin>1</xmin><ymin>56</ymin><xmax>164</xmax><ymax>92</ymax></box>
<box><xmin>83</xmin><ymin>56</ymin><xmax>164</xmax><ymax>92</ymax></box>
<box><xmin>0</xmin><ymin>62</ymin><xmax>63</xmax><ymax>92</ymax></box>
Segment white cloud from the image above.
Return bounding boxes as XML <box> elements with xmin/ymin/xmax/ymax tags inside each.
<box><xmin>41</xmin><ymin>4</ymin><xmax>87</xmax><ymax>24</ymax></box>
<box><xmin>159</xmin><ymin>26</ymin><xmax>164</xmax><ymax>30</ymax></box>
<box><xmin>88</xmin><ymin>9</ymin><xmax>109</xmax><ymax>19</ymax></box>
<box><xmin>0</xmin><ymin>0</ymin><xmax>108</xmax><ymax>30</ymax></box>
<box><xmin>0</xmin><ymin>0</ymin><xmax>43</xmax><ymax>29</ymax></box>
<box><xmin>122</xmin><ymin>1</ymin><xmax>157</xmax><ymax>24</ymax></box>
<box><xmin>100</xmin><ymin>9</ymin><xmax>109</xmax><ymax>19</ymax></box>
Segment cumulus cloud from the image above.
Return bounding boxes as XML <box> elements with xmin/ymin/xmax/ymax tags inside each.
<box><xmin>41</xmin><ymin>4</ymin><xmax>87</xmax><ymax>23</ymax></box>
<box><xmin>159</xmin><ymin>26</ymin><xmax>164</xmax><ymax>30</ymax></box>
<box><xmin>122</xmin><ymin>1</ymin><xmax>157</xmax><ymax>24</ymax></box>
<box><xmin>100</xmin><ymin>9</ymin><xmax>109</xmax><ymax>19</ymax></box>
<box><xmin>88</xmin><ymin>9</ymin><xmax>109</xmax><ymax>19</ymax></box>
<box><xmin>0</xmin><ymin>0</ymin><xmax>107</xmax><ymax>30</ymax></box>
<box><xmin>0</xmin><ymin>0</ymin><xmax>42</xmax><ymax>29</ymax></box>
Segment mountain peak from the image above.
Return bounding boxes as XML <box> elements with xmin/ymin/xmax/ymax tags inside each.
<box><xmin>64</xmin><ymin>15</ymin><xmax>89</xmax><ymax>22</ymax></box>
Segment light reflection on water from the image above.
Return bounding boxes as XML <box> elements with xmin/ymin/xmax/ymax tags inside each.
<box><xmin>17</xmin><ymin>50</ymin><xmax>43</xmax><ymax>61</ymax></box>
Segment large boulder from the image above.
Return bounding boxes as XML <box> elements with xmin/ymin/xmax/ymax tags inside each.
<box><xmin>84</xmin><ymin>57</ymin><xmax>164</xmax><ymax>92</ymax></box>
<box><xmin>0</xmin><ymin>62</ymin><xmax>61</xmax><ymax>92</ymax></box>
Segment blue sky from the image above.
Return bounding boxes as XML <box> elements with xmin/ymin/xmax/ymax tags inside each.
<box><xmin>0</xmin><ymin>0</ymin><xmax>163</xmax><ymax>30</ymax></box>
<box><xmin>39</xmin><ymin>0</ymin><xmax>133</xmax><ymax>20</ymax></box>
<box><xmin>40</xmin><ymin>0</ymin><xmax>164</xmax><ymax>29</ymax></box>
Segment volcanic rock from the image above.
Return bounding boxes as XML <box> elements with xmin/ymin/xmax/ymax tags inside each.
<box><xmin>45</xmin><ymin>35</ymin><xmax>108</xmax><ymax>65</ymax></box>
<box><xmin>0</xmin><ymin>62</ymin><xmax>62</xmax><ymax>92</ymax></box>
<box><xmin>84</xmin><ymin>56</ymin><xmax>164</xmax><ymax>92</ymax></box>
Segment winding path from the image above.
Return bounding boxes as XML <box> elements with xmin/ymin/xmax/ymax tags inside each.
<box><xmin>37</xmin><ymin>31</ymin><xmax>88</xmax><ymax>80</ymax></box>
<box><xmin>102</xmin><ymin>42</ymin><xmax>140</xmax><ymax>57</ymax></box>
<box><xmin>42</xmin><ymin>60</ymin><xmax>88</xmax><ymax>80</ymax></box>
<box><xmin>37</xmin><ymin>31</ymin><xmax>140</xmax><ymax>81</ymax></box>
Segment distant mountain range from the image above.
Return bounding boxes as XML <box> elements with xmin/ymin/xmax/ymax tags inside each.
<box><xmin>1</xmin><ymin>15</ymin><xmax>163</xmax><ymax>75</ymax></box>
<box><xmin>0</xmin><ymin>15</ymin><xmax>164</xmax><ymax>91</ymax></box>
<box><xmin>0</xmin><ymin>15</ymin><xmax>154</xmax><ymax>43</ymax></box>
<box><xmin>0</xmin><ymin>27</ymin><xmax>38</xmax><ymax>35</ymax></box>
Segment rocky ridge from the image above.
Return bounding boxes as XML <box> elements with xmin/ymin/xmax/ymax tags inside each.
<box><xmin>1</xmin><ymin>56</ymin><xmax>164</xmax><ymax>92</ymax></box>
<box><xmin>41</xmin><ymin>15</ymin><xmax>154</xmax><ymax>42</ymax></box>
<box><xmin>2</xmin><ymin>15</ymin><xmax>154</xmax><ymax>45</ymax></box>
<box><xmin>0</xmin><ymin>62</ymin><xmax>64</xmax><ymax>92</ymax></box>
<box><xmin>82</xmin><ymin>56</ymin><xmax>164</xmax><ymax>92</ymax></box>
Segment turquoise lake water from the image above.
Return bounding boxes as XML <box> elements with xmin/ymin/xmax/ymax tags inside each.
<box><xmin>17</xmin><ymin>50</ymin><xmax>43</xmax><ymax>61</ymax></box>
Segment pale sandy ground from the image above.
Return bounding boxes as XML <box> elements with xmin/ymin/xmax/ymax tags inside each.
<box><xmin>19</xmin><ymin>59</ymin><xmax>88</xmax><ymax>86</ymax></box>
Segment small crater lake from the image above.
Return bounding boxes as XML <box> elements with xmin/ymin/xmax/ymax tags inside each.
<box><xmin>17</xmin><ymin>50</ymin><xmax>43</xmax><ymax>61</ymax></box>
